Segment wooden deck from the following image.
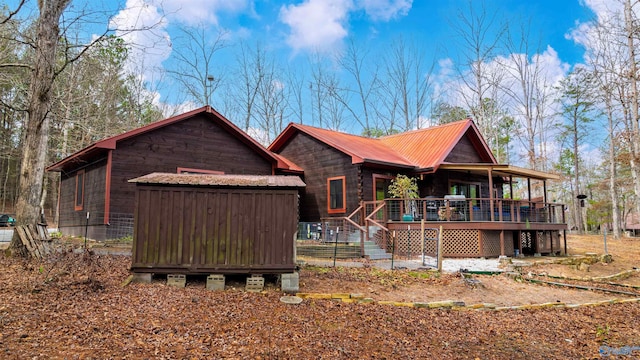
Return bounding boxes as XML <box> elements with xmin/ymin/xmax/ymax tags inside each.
<box><xmin>320</xmin><ymin>198</ymin><xmax>568</xmax><ymax>258</ymax></box>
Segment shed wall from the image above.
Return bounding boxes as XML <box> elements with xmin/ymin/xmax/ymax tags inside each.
<box><xmin>132</xmin><ymin>185</ymin><xmax>299</xmax><ymax>274</ymax></box>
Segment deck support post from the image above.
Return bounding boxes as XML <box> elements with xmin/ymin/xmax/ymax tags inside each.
<box><xmin>488</xmin><ymin>168</ymin><xmax>494</xmax><ymax>222</ymax></box>
<box><xmin>499</xmin><ymin>230</ymin><xmax>505</xmax><ymax>256</ymax></box>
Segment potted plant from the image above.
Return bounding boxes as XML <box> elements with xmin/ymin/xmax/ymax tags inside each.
<box><xmin>388</xmin><ymin>174</ymin><xmax>419</xmax><ymax>221</ymax></box>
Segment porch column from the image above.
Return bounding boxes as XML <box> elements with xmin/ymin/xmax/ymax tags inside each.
<box><xmin>509</xmin><ymin>176</ymin><xmax>513</xmax><ymax>199</ymax></box>
<box><xmin>527</xmin><ymin>178</ymin><xmax>532</xmax><ymax>201</ymax></box>
<box><xmin>500</xmin><ymin>230</ymin><xmax>505</xmax><ymax>256</ymax></box>
<box><xmin>543</xmin><ymin>180</ymin><xmax>549</xmax><ymax>222</ymax></box>
<box><xmin>488</xmin><ymin>168</ymin><xmax>494</xmax><ymax>221</ymax></box>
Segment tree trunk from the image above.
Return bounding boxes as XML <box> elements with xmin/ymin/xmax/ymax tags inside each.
<box><xmin>625</xmin><ymin>0</ymin><xmax>640</xmax><ymax>219</ymax></box>
<box><xmin>605</xmin><ymin>95</ymin><xmax>621</xmax><ymax>239</ymax></box>
<box><xmin>10</xmin><ymin>0</ymin><xmax>71</xmax><ymax>253</ymax></box>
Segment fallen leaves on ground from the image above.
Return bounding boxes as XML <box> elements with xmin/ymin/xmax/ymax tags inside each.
<box><xmin>1</xmin><ymin>250</ymin><xmax>639</xmax><ymax>359</ymax></box>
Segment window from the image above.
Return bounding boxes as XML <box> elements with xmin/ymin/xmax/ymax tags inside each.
<box><xmin>75</xmin><ymin>170</ymin><xmax>85</xmax><ymax>211</ymax></box>
<box><xmin>177</xmin><ymin>167</ymin><xmax>224</xmax><ymax>175</ymax></box>
<box><xmin>327</xmin><ymin>176</ymin><xmax>346</xmax><ymax>214</ymax></box>
<box><xmin>449</xmin><ymin>181</ymin><xmax>481</xmax><ymax>205</ymax></box>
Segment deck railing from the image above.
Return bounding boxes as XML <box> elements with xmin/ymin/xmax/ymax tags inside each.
<box><xmin>384</xmin><ymin>197</ymin><xmax>566</xmax><ymax>224</ymax></box>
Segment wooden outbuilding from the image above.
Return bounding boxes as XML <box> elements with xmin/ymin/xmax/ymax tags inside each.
<box><xmin>46</xmin><ymin>106</ymin><xmax>301</xmax><ymax>241</ymax></box>
<box><xmin>129</xmin><ymin>173</ymin><xmax>305</xmax><ymax>275</ymax></box>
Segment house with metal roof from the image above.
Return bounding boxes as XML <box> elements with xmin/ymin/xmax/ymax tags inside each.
<box><xmin>269</xmin><ymin>120</ymin><xmax>566</xmax><ymax>258</ymax></box>
<box><xmin>47</xmin><ymin>106</ymin><xmax>301</xmax><ymax>241</ymax></box>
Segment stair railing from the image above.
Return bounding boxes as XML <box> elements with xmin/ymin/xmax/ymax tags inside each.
<box><xmin>364</xmin><ymin>201</ymin><xmax>389</xmax><ymax>251</ymax></box>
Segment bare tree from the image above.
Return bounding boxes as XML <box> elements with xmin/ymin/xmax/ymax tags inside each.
<box><xmin>308</xmin><ymin>53</ymin><xmax>334</xmax><ymax>128</ymax></box>
<box><xmin>451</xmin><ymin>2</ymin><xmax>507</xmax><ymax>142</ymax></box>
<box><xmin>286</xmin><ymin>67</ymin><xmax>306</xmax><ymax>125</ymax></box>
<box><xmin>2</xmin><ymin>1</ymin><xmax>163</xmax><ymax>254</ymax></box>
<box><xmin>556</xmin><ymin>68</ymin><xmax>598</xmax><ymax>234</ymax></box>
<box><xmin>378</xmin><ymin>37</ymin><xmax>435</xmax><ymax>131</ymax></box>
<box><xmin>331</xmin><ymin>38</ymin><xmax>378</xmax><ymax>136</ymax></box>
<box><xmin>502</xmin><ymin>22</ymin><xmax>555</xmax><ymax>170</ymax></box>
<box><xmin>12</xmin><ymin>0</ymin><xmax>72</xmax><ymax>243</ymax></box>
<box><xmin>165</xmin><ymin>24</ymin><xmax>228</xmax><ymax>106</ymax></box>
<box><xmin>623</xmin><ymin>0</ymin><xmax>640</xmax><ymax>220</ymax></box>
<box><xmin>587</xmin><ymin>16</ymin><xmax>626</xmax><ymax>238</ymax></box>
<box><xmin>232</xmin><ymin>41</ymin><xmax>264</xmax><ymax>132</ymax></box>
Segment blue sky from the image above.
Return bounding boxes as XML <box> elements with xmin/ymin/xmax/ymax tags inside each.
<box><xmin>5</xmin><ymin>0</ymin><xmax>608</xmax><ymax>140</ymax></box>
<box><xmin>99</xmin><ymin>0</ymin><xmax>601</xmax><ymax>111</ymax></box>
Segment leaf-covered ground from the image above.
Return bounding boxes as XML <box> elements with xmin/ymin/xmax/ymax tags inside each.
<box><xmin>1</xmin><ymin>249</ymin><xmax>639</xmax><ymax>359</ymax></box>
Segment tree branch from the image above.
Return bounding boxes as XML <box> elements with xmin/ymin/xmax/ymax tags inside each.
<box><xmin>0</xmin><ymin>0</ymin><xmax>26</xmax><ymax>25</ymax></box>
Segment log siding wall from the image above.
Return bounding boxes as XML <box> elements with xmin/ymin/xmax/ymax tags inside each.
<box><xmin>277</xmin><ymin>132</ymin><xmax>359</xmax><ymax>221</ymax></box>
<box><xmin>109</xmin><ymin>115</ymin><xmax>273</xmax><ymax>215</ymax></box>
<box><xmin>59</xmin><ymin>158</ymin><xmax>107</xmax><ymax>231</ymax></box>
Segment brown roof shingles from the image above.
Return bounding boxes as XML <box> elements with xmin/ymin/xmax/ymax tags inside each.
<box><xmin>129</xmin><ymin>173</ymin><xmax>306</xmax><ymax>187</ymax></box>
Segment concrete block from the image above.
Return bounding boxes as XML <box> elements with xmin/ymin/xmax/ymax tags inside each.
<box><xmin>131</xmin><ymin>273</ymin><xmax>152</xmax><ymax>284</ymax></box>
<box><xmin>206</xmin><ymin>274</ymin><xmax>225</xmax><ymax>291</ymax></box>
<box><xmin>280</xmin><ymin>272</ymin><xmax>299</xmax><ymax>294</ymax></box>
<box><xmin>245</xmin><ymin>276</ymin><xmax>264</xmax><ymax>292</ymax></box>
<box><xmin>167</xmin><ymin>274</ymin><xmax>186</xmax><ymax>288</ymax></box>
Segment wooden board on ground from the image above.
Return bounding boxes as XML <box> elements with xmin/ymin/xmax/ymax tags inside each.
<box><xmin>15</xmin><ymin>224</ymin><xmax>51</xmax><ymax>259</ymax></box>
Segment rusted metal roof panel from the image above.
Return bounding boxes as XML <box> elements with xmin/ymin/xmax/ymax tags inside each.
<box><xmin>379</xmin><ymin>120</ymin><xmax>475</xmax><ymax>169</ymax></box>
<box><xmin>129</xmin><ymin>172</ymin><xmax>306</xmax><ymax>187</ymax></box>
<box><xmin>270</xmin><ymin>124</ymin><xmax>414</xmax><ymax>166</ymax></box>
<box><xmin>272</xmin><ymin>153</ymin><xmax>304</xmax><ymax>173</ymax></box>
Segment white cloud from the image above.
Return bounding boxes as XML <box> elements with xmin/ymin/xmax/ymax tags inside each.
<box><xmin>149</xmin><ymin>0</ymin><xmax>253</xmax><ymax>26</ymax></box>
<box><xmin>532</xmin><ymin>46</ymin><xmax>570</xmax><ymax>86</ymax></box>
<box><xmin>279</xmin><ymin>0</ymin><xmax>413</xmax><ymax>53</ymax></box>
<box><xmin>109</xmin><ymin>0</ymin><xmax>172</xmax><ymax>80</ymax></box>
<box><xmin>357</xmin><ymin>0</ymin><xmax>412</xmax><ymax>21</ymax></box>
<box><xmin>279</xmin><ymin>0</ymin><xmax>353</xmax><ymax>53</ymax></box>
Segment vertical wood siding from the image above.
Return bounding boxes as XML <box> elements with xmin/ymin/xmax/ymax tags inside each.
<box><xmin>132</xmin><ymin>185</ymin><xmax>298</xmax><ymax>274</ymax></box>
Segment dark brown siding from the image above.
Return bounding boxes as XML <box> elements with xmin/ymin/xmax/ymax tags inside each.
<box><xmin>131</xmin><ymin>184</ymin><xmax>299</xmax><ymax>274</ymax></box>
<box><xmin>361</xmin><ymin>168</ymin><xmax>406</xmax><ymax>201</ymax></box>
<box><xmin>110</xmin><ymin>115</ymin><xmax>273</xmax><ymax>215</ymax></box>
<box><xmin>444</xmin><ymin>134</ymin><xmax>483</xmax><ymax>163</ymax></box>
<box><xmin>59</xmin><ymin>158</ymin><xmax>107</xmax><ymax>232</ymax></box>
<box><xmin>276</xmin><ymin>132</ymin><xmax>358</xmax><ymax>221</ymax></box>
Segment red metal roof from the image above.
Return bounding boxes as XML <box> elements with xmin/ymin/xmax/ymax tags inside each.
<box><xmin>269</xmin><ymin>120</ymin><xmax>496</xmax><ymax>171</ymax></box>
<box><xmin>269</xmin><ymin>123</ymin><xmax>414</xmax><ymax>167</ymax></box>
<box><xmin>129</xmin><ymin>173</ymin><xmax>306</xmax><ymax>187</ymax></box>
<box><xmin>47</xmin><ymin>106</ymin><xmax>298</xmax><ymax>173</ymax></box>
<box><xmin>272</xmin><ymin>153</ymin><xmax>304</xmax><ymax>173</ymax></box>
<box><xmin>379</xmin><ymin>120</ymin><xmax>497</xmax><ymax>170</ymax></box>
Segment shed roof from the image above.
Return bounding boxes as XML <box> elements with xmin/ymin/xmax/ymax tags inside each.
<box><xmin>47</xmin><ymin>106</ymin><xmax>298</xmax><ymax>173</ymax></box>
<box><xmin>129</xmin><ymin>172</ymin><xmax>306</xmax><ymax>187</ymax></box>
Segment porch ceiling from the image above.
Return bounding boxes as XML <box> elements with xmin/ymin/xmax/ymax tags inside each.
<box><xmin>437</xmin><ymin>163</ymin><xmax>560</xmax><ymax>181</ymax></box>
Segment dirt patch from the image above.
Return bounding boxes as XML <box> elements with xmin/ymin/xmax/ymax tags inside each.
<box><xmin>0</xmin><ymin>234</ymin><xmax>639</xmax><ymax>358</ymax></box>
<box><xmin>297</xmin><ymin>234</ymin><xmax>640</xmax><ymax>306</ymax></box>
